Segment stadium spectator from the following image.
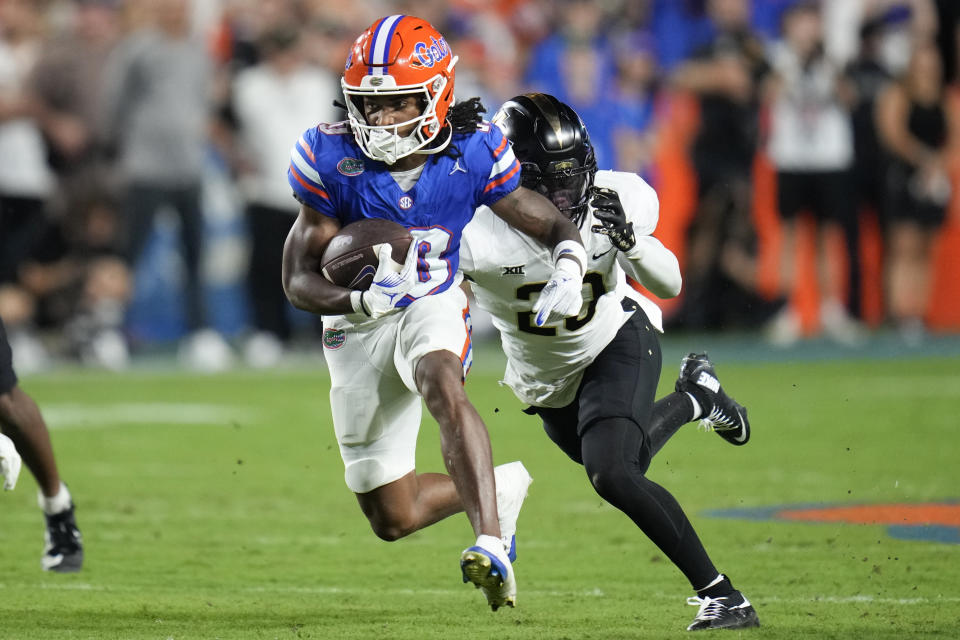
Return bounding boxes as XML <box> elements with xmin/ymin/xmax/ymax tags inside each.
<box><xmin>609</xmin><ymin>32</ymin><xmax>660</xmax><ymax>179</ymax></box>
<box><xmin>522</xmin><ymin>0</ymin><xmax>619</xmax><ymax>166</ymax></box>
<box><xmin>297</xmin><ymin>1</ymin><xmax>380</xmax><ymax>76</ymax></box>
<box><xmin>764</xmin><ymin>2</ymin><xmax>866</xmax><ymax>346</ymax></box>
<box><xmin>281</xmin><ymin>15</ymin><xmax>586</xmax><ymax>610</ymax></box>
<box><xmin>24</xmin><ymin>0</ymin><xmax>130</xmax><ymax>369</ymax></box>
<box><xmin>99</xmin><ymin>0</ymin><xmax>232</xmax><ymax>370</ymax></box>
<box><xmin>669</xmin><ymin>0</ymin><xmax>771</xmax><ymax>330</ymax></box>
<box><xmin>15</xmin><ymin>183</ymin><xmax>132</xmax><ymax>370</ymax></box>
<box><xmin>230</xmin><ymin>22</ymin><xmax>339</xmax><ymax>367</ymax></box>
<box><xmin>875</xmin><ymin>38</ymin><xmax>956</xmax><ymax>343</ymax></box>
<box><xmin>460</xmin><ymin>93</ymin><xmax>759</xmax><ymax>632</ymax></box>
<box><xmin>0</xmin><ymin>0</ymin><xmax>56</xmax><ymax>371</ymax></box>
<box><xmin>844</xmin><ymin>17</ymin><xmax>894</xmax><ymax>320</ymax></box>
<box><xmin>1</xmin><ymin>316</ymin><xmax>84</xmax><ymax>572</ymax></box>
<box><xmin>649</xmin><ymin>0</ymin><xmax>713</xmax><ymax>72</ymax></box>
<box><xmin>441</xmin><ymin>7</ymin><xmax>523</xmax><ymax>110</ymax></box>
<box><xmin>30</xmin><ymin>0</ymin><xmax>120</xmax><ymax>207</ymax></box>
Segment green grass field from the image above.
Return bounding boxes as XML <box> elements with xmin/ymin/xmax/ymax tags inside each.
<box><xmin>1</xmin><ymin>337</ymin><xmax>959</xmax><ymax>639</ymax></box>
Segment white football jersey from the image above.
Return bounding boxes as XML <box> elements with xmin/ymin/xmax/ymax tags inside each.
<box><xmin>461</xmin><ymin>170</ymin><xmax>673</xmax><ymax>408</ymax></box>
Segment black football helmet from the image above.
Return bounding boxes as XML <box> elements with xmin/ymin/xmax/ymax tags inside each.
<box><xmin>493</xmin><ymin>93</ymin><xmax>597</xmax><ymax>225</ymax></box>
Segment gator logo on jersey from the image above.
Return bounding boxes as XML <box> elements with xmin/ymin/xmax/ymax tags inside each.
<box><xmin>323</xmin><ymin>329</ymin><xmax>346</xmax><ymax>350</ymax></box>
<box><xmin>502</xmin><ymin>265</ymin><xmax>525</xmax><ymax>276</ymax></box>
<box><xmin>337</xmin><ymin>157</ymin><xmax>365</xmax><ymax>176</ymax></box>
<box><xmin>398</xmin><ymin>195</ymin><xmax>414</xmax><ymax>210</ymax></box>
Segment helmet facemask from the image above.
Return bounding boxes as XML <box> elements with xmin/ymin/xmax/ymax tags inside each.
<box><xmin>342</xmin><ymin>65</ymin><xmax>456</xmax><ymax>164</ymax></box>
<box><xmin>521</xmin><ymin>156</ymin><xmax>596</xmax><ymax>226</ymax></box>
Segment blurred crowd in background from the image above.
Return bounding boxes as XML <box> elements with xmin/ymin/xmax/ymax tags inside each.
<box><xmin>1</xmin><ymin>0</ymin><xmax>958</xmax><ymax>373</ymax></box>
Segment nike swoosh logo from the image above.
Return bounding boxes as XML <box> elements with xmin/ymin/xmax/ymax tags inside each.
<box><xmin>592</xmin><ymin>248</ymin><xmax>613</xmax><ymax>260</ymax></box>
<box><xmin>732</xmin><ymin>410</ymin><xmax>748</xmax><ymax>442</ymax></box>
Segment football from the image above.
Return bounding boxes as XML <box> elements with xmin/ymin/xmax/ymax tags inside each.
<box><xmin>319</xmin><ymin>218</ymin><xmax>413</xmax><ymax>290</ymax></box>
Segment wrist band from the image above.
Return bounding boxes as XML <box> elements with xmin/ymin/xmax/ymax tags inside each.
<box><xmin>350</xmin><ymin>290</ymin><xmax>370</xmax><ymax>316</ymax></box>
<box><xmin>552</xmin><ymin>240</ymin><xmax>587</xmax><ymax>276</ymax></box>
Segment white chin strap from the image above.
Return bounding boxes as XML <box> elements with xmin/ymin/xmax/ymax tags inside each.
<box><xmin>367</xmin><ymin>128</ymin><xmax>420</xmax><ymax>165</ymax></box>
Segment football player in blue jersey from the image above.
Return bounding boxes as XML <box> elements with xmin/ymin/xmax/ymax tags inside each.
<box><xmin>281</xmin><ymin>15</ymin><xmax>588</xmax><ymax>610</ymax></box>
<box><xmin>460</xmin><ymin>94</ymin><xmax>759</xmax><ymax>630</ymax></box>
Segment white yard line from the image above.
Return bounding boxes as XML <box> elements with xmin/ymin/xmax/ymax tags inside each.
<box><xmin>10</xmin><ymin>582</ymin><xmax>959</xmax><ymax>605</ymax></box>
<box><xmin>42</xmin><ymin>403</ymin><xmax>258</xmax><ymax>429</ymax></box>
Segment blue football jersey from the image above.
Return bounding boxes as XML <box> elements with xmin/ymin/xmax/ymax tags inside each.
<box><xmin>288</xmin><ymin>121</ymin><xmax>521</xmax><ymax>303</ymax></box>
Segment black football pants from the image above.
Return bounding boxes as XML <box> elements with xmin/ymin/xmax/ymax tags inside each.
<box><xmin>528</xmin><ymin>309</ymin><xmax>719</xmax><ymax>590</ymax></box>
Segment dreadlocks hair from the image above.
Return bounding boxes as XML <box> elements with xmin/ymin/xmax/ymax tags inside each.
<box><xmin>448</xmin><ymin>97</ymin><xmax>486</xmax><ymax>134</ymax></box>
<box><xmin>431</xmin><ymin>97</ymin><xmax>486</xmax><ymax>161</ymax></box>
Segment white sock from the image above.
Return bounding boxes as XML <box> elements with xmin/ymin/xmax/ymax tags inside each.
<box><xmin>475</xmin><ymin>533</ymin><xmax>506</xmax><ymax>559</ymax></box>
<box><xmin>38</xmin><ymin>482</ymin><xmax>72</xmax><ymax>515</ymax></box>
<box><xmin>696</xmin><ymin>573</ymin><xmax>726</xmax><ymax>593</ymax></box>
<box><xmin>686</xmin><ymin>392</ymin><xmax>703</xmax><ymax>420</ymax></box>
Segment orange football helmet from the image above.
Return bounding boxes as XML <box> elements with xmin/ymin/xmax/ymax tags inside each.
<box><xmin>342</xmin><ymin>15</ymin><xmax>458</xmax><ymax>163</ymax></box>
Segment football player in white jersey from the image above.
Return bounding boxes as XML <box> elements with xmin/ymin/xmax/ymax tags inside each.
<box><xmin>460</xmin><ymin>93</ymin><xmax>760</xmax><ymax>631</ymax></box>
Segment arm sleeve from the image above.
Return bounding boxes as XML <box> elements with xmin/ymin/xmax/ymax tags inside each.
<box><xmin>611</xmin><ymin>172</ymin><xmax>682</xmax><ymax>298</ymax></box>
<box><xmin>287</xmin><ymin>126</ymin><xmax>337</xmax><ymax>217</ymax></box>
<box><xmin>477</xmin><ymin>124</ymin><xmax>522</xmax><ymax>207</ymax></box>
<box><xmin>617</xmin><ymin>237</ymin><xmax>682</xmax><ymax>299</ymax></box>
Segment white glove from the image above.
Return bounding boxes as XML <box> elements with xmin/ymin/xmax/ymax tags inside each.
<box><xmin>351</xmin><ymin>241</ymin><xmax>420</xmax><ymax>319</ymax></box>
<box><xmin>532</xmin><ymin>256</ymin><xmax>584</xmax><ymax>327</ymax></box>
<box><xmin>0</xmin><ymin>433</ymin><xmax>22</xmax><ymax>491</ymax></box>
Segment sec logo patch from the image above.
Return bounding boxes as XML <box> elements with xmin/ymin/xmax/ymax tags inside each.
<box><xmin>323</xmin><ymin>328</ymin><xmax>346</xmax><ymax>349</ymax></box>
<box><xmin>398</xmin><ymin>195</ymin><xmax>414</xmax><ymax>210</ymax></box>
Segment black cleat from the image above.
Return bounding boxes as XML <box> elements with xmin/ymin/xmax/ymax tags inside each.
<box><xmin>686</xmin><ymin>592</ymin><xmax>760</xmax><ymax>631</ymax></box>
<box><xmin>42</xmin><ymin>505</ymin><xmax>83</xmax><ymax>573</ymax></box>
<box><xmin>675</xmin><ymin>352</ymin><xmax>750</xmax><ymax>446</ymax></box>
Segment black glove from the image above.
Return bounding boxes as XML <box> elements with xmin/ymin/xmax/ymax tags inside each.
<box><xmin>589</xmin><ymin>186</ymin><xmax>635</xmax><ymax>253</ymax></box>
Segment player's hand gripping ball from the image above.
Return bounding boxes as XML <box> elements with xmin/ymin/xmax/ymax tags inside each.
<box><xmin>320</xmin><ymin>218</ymin><xmax>414</xmax><ymax>290</ymax></box>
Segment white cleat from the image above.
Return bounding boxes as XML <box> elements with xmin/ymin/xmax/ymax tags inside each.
<box><xmin>494</xmin><ymin>461</ymin><xmax>533</xmax><ymax>561</ymax></box>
